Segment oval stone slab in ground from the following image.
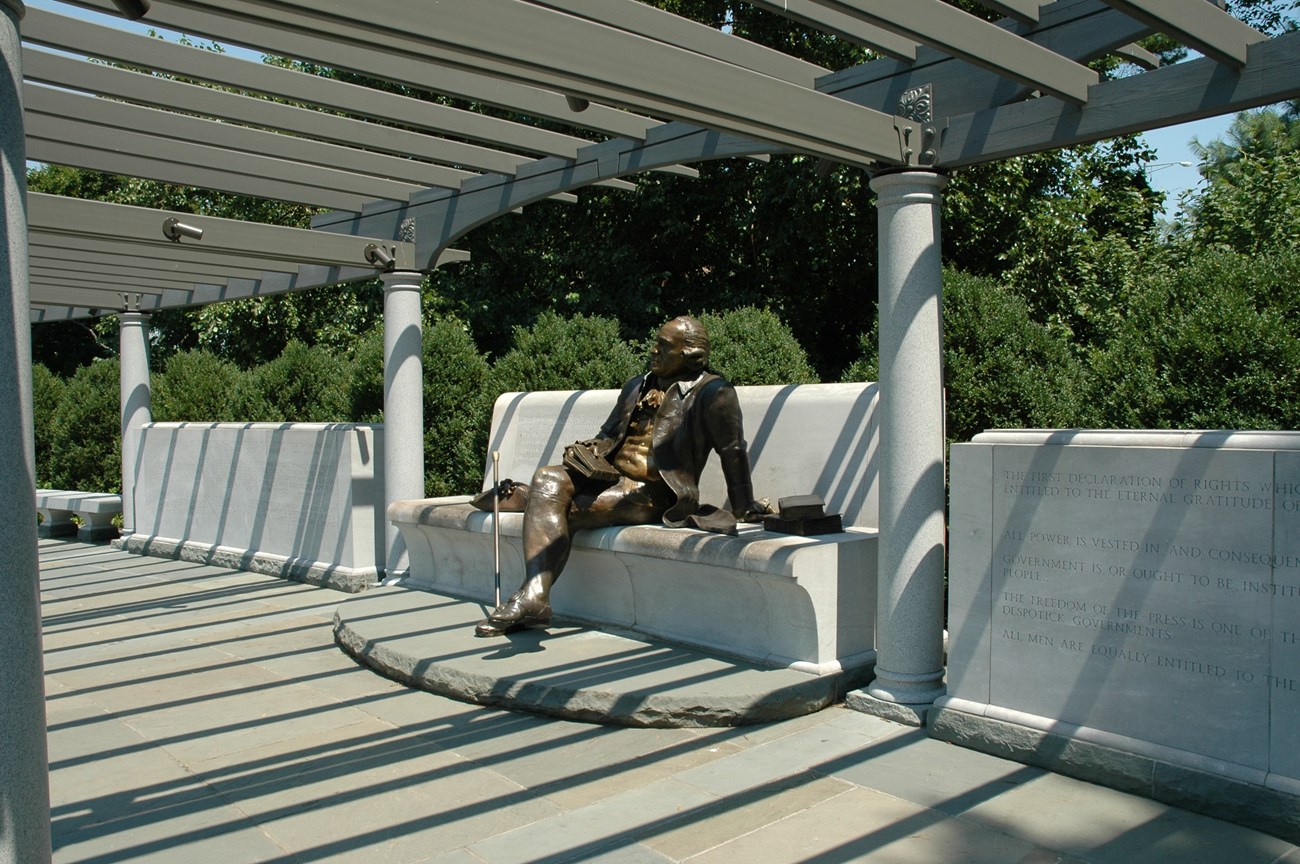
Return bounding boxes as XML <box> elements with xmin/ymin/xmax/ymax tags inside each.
<box><xmin>334</xmin><ymin>586</ymin><xmax>869</xmax><ymax>727</ymax></box>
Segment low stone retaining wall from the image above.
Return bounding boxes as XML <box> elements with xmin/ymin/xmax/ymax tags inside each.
<box><xmin>118</xmin><ymin>422</ymin><xmax>386</xmax><ymax>592</ymax></box>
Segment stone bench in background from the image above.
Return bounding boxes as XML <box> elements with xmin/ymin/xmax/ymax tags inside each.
<box><xmin>36</xmin><ymin>489</ymin><xmax>122</xmax><ymax>541</ymax></box>
<box><xmin>391</xmin><ymin>382</ymin><xmax>881</xmax><ymax>677</ymax></box>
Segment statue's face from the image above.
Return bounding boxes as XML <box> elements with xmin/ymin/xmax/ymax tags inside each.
<box><xmin>649</xmin><ymin>320</ymin><xmax>691</xmax><ymax>379</ymax></box>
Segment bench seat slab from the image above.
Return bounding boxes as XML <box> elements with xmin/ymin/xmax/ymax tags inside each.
<box><xmin>394</xmin><ymin>499</ymin><xmax>877</xmax><ymax>675</ymax></box>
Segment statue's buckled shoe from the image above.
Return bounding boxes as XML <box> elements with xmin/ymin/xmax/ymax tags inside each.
<box><xmin>474</xmin><ymin>593</ymin><xmax>552</xmax><ymax>637</ymax></box>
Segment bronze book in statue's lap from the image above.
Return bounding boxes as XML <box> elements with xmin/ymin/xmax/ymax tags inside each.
<box><xmin>563</xmin><ymin>441</ymin><xmax>621</xmax><ymax>482</ymax></box>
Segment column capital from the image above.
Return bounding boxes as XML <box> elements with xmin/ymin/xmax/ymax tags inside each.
<box><xmin>869</xmin><ymin>170</ymin><xmax>947</xmax><ymax>207</ymax></box>
<box><xmin>378</xmin><ymin>270</ymin><xmax>425</xmax><ymax>292</ymax></box>
<box><xmin>0</xmin><ymin>0</ymin><xmax>25</xmax><ymax>20</ymax></box>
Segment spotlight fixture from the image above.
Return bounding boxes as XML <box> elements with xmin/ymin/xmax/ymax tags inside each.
<box><xmin>162</xmin><ymin>217</ymin><xmax>203</xmax><ymax>242</ymax></box>
<box><xmin>364</xmin><ymin>243</ymin><xmax>396</xmax><ymax>270</ymax></box>
<box><xmin>565</xmin><ymin>95</ymin><xmax>590</xmax><ymax>113</ymax></box>
<box><xmin>109</xmin><ymin>0</ymin><xmax>151</xmax><ymax>20</ymax></box>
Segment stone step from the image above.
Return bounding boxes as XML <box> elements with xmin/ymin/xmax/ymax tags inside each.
<box><xmin>333</xmin><ymin>586</ymin><xmax>872</xmax><ymax>728</ymax></box>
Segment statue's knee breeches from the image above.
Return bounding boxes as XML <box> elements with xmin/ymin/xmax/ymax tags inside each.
<box><xmin>528</xmin><ymin>465</ymin><xmax>577</xmax><ymax>510</ymax></box>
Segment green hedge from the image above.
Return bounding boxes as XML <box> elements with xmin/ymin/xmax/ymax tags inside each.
<box><xmin>423</xmin><ymin>318</ymin><xmax>494</xmax><ymax>496</ymax></box>
<box><xmin>237</xmin><ymin>340</ymin><xmax>352</xmax><ymax>422</ymax></box>
<box><xmin>32</xmin><ymin>363</ymin><xmax>65</xmax><ymax>489</ymax></box>
<box><xmin>840</xmin><ymin>269</ymin><xmax>1091</xmax><ymax>443</ymax></box>
<box><xmin>941</xmin><ymin>270</ymin><xmax>1093</xmax><ymax>441</ymax></box>
<box><xmin>46</xmin><ymin>359</ymin><xmax>121</xmax><ymax>494</ymax></box>
<box><xmin>696</xmin><ymin>307</ymin><xmax>819</xmax><ymax>386</ymax></box>
<box><xmin>152</xmin><ymin>350</ymin><xmax>245</xmax><ymax>422</ymax></box>
<box><xmin>489</xmin><ymin>311</ymin><xmax>643</xmax><ymax>394</ymax></box>
<box><xmin>1089</xmin><ymin>247</ymin><xmax>1300</xmax><ymax>430</ymax></box>
<box><xmin>346</xmin><ymin>317</ymin><xmax>495</xmax><ymax>496</ymax></box>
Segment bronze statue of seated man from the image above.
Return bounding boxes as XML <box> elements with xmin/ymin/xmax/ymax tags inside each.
<box><xmin>475</xmin><ymin>314</ymin><xmax>768</xmax><ymax>637</ymax></box>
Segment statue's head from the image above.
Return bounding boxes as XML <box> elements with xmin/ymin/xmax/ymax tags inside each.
<box><xmin>650</xmin><ymin>315</ymin><xmax>710</xmax><ymax>379</ymax></box>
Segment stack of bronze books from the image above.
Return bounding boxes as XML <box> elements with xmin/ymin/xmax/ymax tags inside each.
<box><xmin>763</xmin><ymin>494</ymin><xmax>843</xmax><ymax>536</ymax></box>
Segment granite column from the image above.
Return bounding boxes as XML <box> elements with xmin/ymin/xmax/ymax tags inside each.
<box><xmin>119</xmin><ymin>308</ymin><xmax>152</xmax><ymax>535</ymax></box>
<box><xmin>381</xmin><ymin>270</ymin><xmax>424</xmax><ymax>580</ymax></box>
<box><xmin>853</xmin><ymin>170</ymin><xmax>948</xmax><ymax>724</ymax></box>
<box><xmin>0</xmin><ymin>0</ymin><xmax>53</xmax><ymax>860</ymax></box>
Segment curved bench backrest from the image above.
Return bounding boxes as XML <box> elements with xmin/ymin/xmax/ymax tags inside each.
<box><xmin>484</xmin><ymin>381</ymin><xmax>880</xmax><ymax>529</ymax></box>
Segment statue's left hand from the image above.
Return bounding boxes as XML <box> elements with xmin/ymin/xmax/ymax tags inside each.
<box><xmin>734</xmin><ymin>499</ymin><xmax>773</xmax><ymax>523</ymax></box>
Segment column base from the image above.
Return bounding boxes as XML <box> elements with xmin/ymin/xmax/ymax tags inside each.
<box><xmin>844</xmin><ymin>688</ymin><xmax>934</xmax><ymax>727</ymax></box>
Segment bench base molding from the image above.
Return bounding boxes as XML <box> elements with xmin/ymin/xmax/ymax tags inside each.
<box><xmin>929</xmin><ymin>699</ymin><xmax>1300</xmax><ymax>844</ymax></box>
<box><xmin>335</xmin><ymin>585</ymin><xmax>874</xmax><ymax>728</ymax></box>
<box><xmin>114</xmin><ymin>534</ymin><xmax>378</xmax><ymax>593</ymax></box>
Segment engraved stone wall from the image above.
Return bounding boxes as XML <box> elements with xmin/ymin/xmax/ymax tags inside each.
<box><xmin>948</xmin><ymin>432</ymin><xmax>1300</xmax><ymax>783</ymax></box>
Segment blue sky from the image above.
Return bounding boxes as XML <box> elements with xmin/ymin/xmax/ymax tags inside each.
<box><xmin>1140</xmin><ymin>114</ymin><xmax>1232</xmax><ymax>217</ymax></box>
<box><xmin>22</xmin><ymin>0</ymin><xmax>1258</xmax><ymax>217</ymax></box>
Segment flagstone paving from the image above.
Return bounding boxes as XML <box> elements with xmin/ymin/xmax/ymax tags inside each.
<box><xmin>39</xmin><ymin>540</ymin><xmax>1300</xmax><ymax>863</ymax></box>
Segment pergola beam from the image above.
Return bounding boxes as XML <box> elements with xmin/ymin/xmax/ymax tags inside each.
<box><xmin>27</xmin><ymin>194</ymin><xmax>472</xmax><ymax>319</ymax></box>
<box><xmin>30</xmin><ymin>194</ymin><xmax>419</xmax><ymax>271</ymax></box>
<box><xmin>745</xmin><ymin>0</ymin><xmax>919</xmax><ymax>62</ymax></box>
<box><xmin>31</xmin><ymin>269</ymin><xmax>207</xmax><ymax>293</ymax></box>
<box><xmin>977</xmin><ymin>0</ymin><xmax>1043</xmax><ymax>25</ymax></box>
<box><xmin>26</xmin><ymin>283</ymin><xmax>178</xmax><ymax>309</ymax></box>
<box><xmin>25</xmin><ymin>84</ymin><xmax>473</xmax><ymax>194</ymax></box>
<box><xmin>317</xmin><ymin>123</ymin><xmax>780</xmax><ymax>265</ymax></box>
<box><xmin>525</xmin><ymin>0</ymin><xmax>829</xmax><ymax>86</ymax></box>
<box><xmin>29</xmin><ymin>235</ymin><xmax>310</xmax><ymax>277</ymax></box>
<box><xmin>804</xmin><ymin>0</ymin><xmax>1098</xmax><ymax>102</ymax></box>
<box><xmin>22</xmin><ymin>48</ymin><xmax>529</xmax><ymax>178</ymax></box>
<box><xmin>940</xmin><ymin>29</ymin><xmax>1300</xmax><ymax>166</ymax></box>
<box><xmin>61</xmin><ymin>0</ymin><xmax>665</xmax><ymax>144</ymax></box>
<box><xmin>20</xmin><ymin>8</ymin><xmax>674</xmax><ymax>173</ymax></box>
<box><xmin>820</xmin><ymin>2</ymin><xmax>1149</xmax><ymax>120</ymax></box>
<box><xmin>102</xmin><ymin>0</ymin><xmax>906</xmax><ymax>167</ymax></box>
<box><xmin>32</xmin><ymin>306</ymin><xmax>101</xmax><ymax>322</ymax></box>
<box><xmin>30</xmin><ymin>253</ymin><xmax>267</xmax><ymax>284</ymax></box>
<box><xmin>27</xmin><ymin>133</ymin><xmax>386</xmax><ymax>215</ymax></box>
<box><xmin>1098</xmin><ymin>0</ymin><xmax>1265</xmax><ymax>67</ymax></box>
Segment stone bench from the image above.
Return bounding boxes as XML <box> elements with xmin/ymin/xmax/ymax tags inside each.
<box><xmin>390</xmin><ymin>382</ymin><xmax>881</xmax><ymax>677</ymax></box>
<box><xmin>36</xmin><ymin>489</ymin><xmax>122</xmax><ymax>541</ymax></box>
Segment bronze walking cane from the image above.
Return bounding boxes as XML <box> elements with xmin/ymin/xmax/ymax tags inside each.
<box><xmin>491</xmin><ymin>451</ymin><xmax>501</xmax><ymax>608</ymax></box>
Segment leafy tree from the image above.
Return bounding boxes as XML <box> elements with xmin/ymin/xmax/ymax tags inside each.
<box><xmin>1190</xmin><ymin>106</ymin><xmax>1300</xmax><ymax>177</ymax></box>
<box><xmin>192</xmin><ymin>279</ymin><xmax>386</xmax><ymax>368</ymax></box>
<box><xmin>948</xmin><ymin>137</ymin><xmax>1162</xmax><ymax>349</ymax></box>
<box><xmin>151</xmin><ymin>350</ymin><xmax>245</xmax><ymax>422</ymax></box>
<box><xmin>47</xmin><ymin>359</ymin><xmax>121</xmax><ymax>494</ymax></box>
<box><xmin>1174</xmin><ymin>107</ymin><xmax>1300</xmax><ymax>254</ymax></box>
<box><xmin>696</xmin><ymin>307</ymin><xmax>818</xmax><ymax>385</ymax></box>
<box><xmin>1181</xmin><ymin>149</ymin><xmax>1300</xmax><ymax>253</ymax></box>
<box><xmin>1225</xmin><ymin>0</ymin><xmax>1299</xmax><ymax>34</ymax></box>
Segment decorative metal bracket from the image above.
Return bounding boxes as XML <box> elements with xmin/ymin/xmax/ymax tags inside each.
<box><xmin>893</xmin><ymin>84</ymin><xmax>944</xmax><ymax>169</ymax></box>
<box><xmin>898</xmin><ymin>84</ymin><xmax>933</xmax><ymax>125</ymax></box>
